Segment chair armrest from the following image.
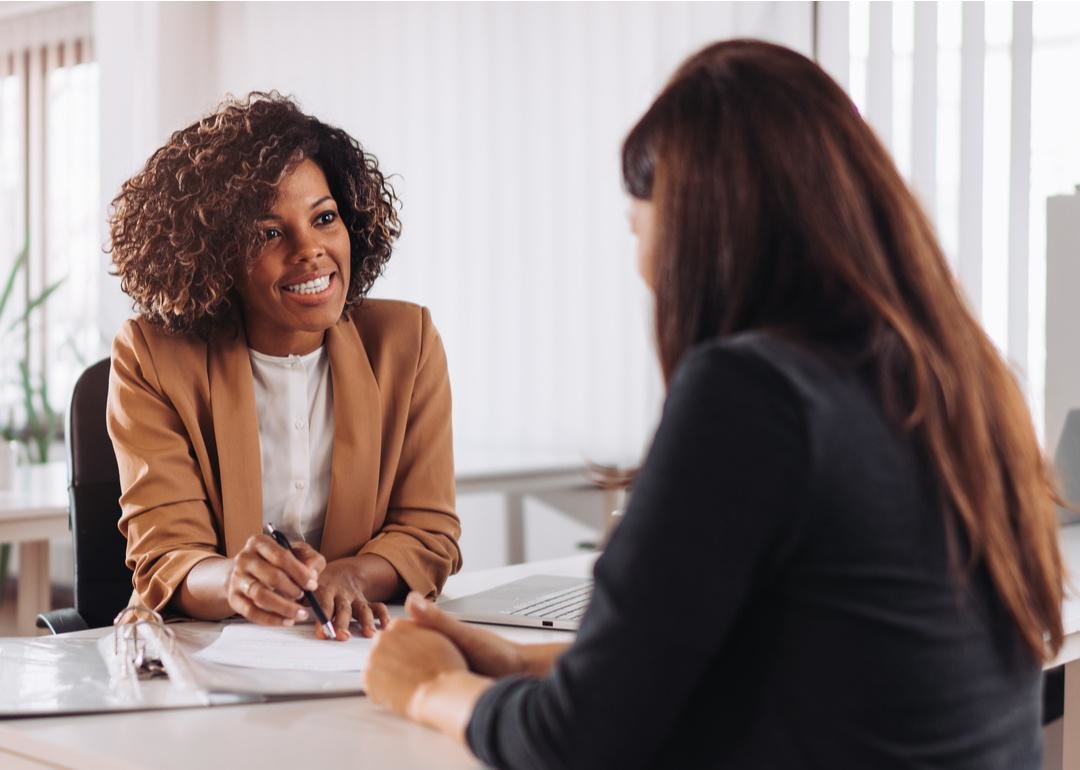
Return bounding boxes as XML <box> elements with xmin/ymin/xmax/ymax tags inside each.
<box><xmin>35</xmin><ymin>607</ymin><xmax>90</xmax><ymax>635</ymax></box>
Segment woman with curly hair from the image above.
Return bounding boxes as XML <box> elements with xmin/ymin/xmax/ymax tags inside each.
<box><xmin>107</xmin><ymin>93</ymin><xmax>460</xmax><ymax>639</ymax></box>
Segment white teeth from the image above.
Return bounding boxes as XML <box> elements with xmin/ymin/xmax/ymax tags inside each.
<box><xmin>283</xmin><ymin>275</ymin><xmax>331</xmax><ymax>295</ymax></box>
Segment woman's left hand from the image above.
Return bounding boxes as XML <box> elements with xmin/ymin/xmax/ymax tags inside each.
<box><xmin>364</xmin><ymin>618</ymin><xmax>470</xmax><ymax>718</ymax></box>
<box><xmin>311</xmin><ymin>558</ymin><xmax>392</xmax><ymax>640</ymax></box>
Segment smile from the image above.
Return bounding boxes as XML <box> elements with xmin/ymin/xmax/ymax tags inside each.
<box><xmin>283</xmin><ymin>274</ymin><xmax>332</xmax><ymax>295</ymax></box>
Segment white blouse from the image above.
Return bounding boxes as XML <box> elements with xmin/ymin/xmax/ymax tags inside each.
<box><xmin>248</xmin><ymin>345</ymin><xmax>334</xmax><ymax>549</ymax></box>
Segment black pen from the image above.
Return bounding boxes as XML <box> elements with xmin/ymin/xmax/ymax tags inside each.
<box><xmin>263</xmin><ymin>523</ymin><xmax>337</xmax><ymax>640</ymax></box>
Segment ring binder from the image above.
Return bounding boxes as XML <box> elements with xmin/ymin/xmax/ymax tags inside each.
<box><xmin>112</xmin><ymin>607</ymin><xmax>172</xmax><ymax>681</ymax></box>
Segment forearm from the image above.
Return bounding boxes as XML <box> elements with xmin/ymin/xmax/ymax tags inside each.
<box><xmin>343</xmin><ymin>552</ymin><xmax>406</xmax><ymax>601</ymax></box>
<box><xmin>518</xmin><ymin>642</ymin><xmax>571</xmax><ymax>677</ymax></box>
<box><xmin>174</xmin><ymin>556</ymin><xmax>234</xmax><ymax>619</ymax></box>
<box><xmin>408</xmin><ymin>670</ymin><xmax>494</xmax><ymax>744</ymax></box>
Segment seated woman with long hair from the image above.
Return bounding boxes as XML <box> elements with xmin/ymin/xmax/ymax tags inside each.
<box><xmin>363</xmin><ymin>40</ymin><xmax>1064</xmax><ymax>769</ymax></box>
<box><xmin>107</xmin><ymin>94</ymin><xmax>460</xmax><ymax>639</ymax></box>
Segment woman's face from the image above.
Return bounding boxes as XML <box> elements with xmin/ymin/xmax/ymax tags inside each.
<box><xmin>629</xmin><ymin>198</ymin><xmax>657</xmax><ymax>290</ymax></box>
<box><xmin>238</xmin><ymin>158</ymin><xmax>352</xmax><ymax>355</ymax></box>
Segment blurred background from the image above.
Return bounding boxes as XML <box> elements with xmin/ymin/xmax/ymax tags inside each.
<box><xmin>1</xmin><ymin>0</ymin><xmax>1080</xmax><ymax>620</ymax></box>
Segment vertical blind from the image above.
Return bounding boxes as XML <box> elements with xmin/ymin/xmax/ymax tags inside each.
<box><xmin>821</xmin><ymin>1</ymin><xmax>1040</xmax><ymax>423</ymax></box>
<box><xmin>0</xmin><ymin>2</ymin><xmax>99</xmax><ymax>443</ymax></box>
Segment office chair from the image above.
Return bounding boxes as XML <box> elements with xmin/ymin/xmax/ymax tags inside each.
<box><xmin>35</xmin><ymin>357</ymin><xmax>133</xmax><ymax>633</ymax></box>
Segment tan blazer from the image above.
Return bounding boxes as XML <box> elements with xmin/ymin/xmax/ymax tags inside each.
<box><xmin>107</xmin><ymin>299</ymin><xmax>461</xmax><ymax>612</ymax></box>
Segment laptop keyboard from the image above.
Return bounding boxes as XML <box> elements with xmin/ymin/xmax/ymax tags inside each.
<box><xmin>501</xmin><ymin>582</ymin><xmax>593</xmax><ymax>621</ymax></box>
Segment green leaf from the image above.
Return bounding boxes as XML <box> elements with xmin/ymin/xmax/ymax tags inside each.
<box><xmin>6</xmin><ymin>276</ymin><xmax>66</xmax><ymax>335</ymax></box>
<box><xmin>0</xmin><ymin>241</ymin><xmax>27</xmax><ymax>321</ymax></box>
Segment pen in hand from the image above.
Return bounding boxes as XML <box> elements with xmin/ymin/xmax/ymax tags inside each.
<box><xmin>263</xmin><ymin>523</ymin><xmax>338</xmax><ymax>641</ymax></box>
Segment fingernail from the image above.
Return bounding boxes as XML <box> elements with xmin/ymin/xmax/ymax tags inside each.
<box><xmin>306</xmin><ymin>579</ymin><xmax>318</xmax><ymax>591</ymax></box>
<box><xmin>284</xmin><ymin>619</ymin><xmax>295</xmax><ymax>626</ymax></box>
<box><xmin>296</xmin><ymin>608</ymin><xmax>308</xmax><ymax>620</ymax></box>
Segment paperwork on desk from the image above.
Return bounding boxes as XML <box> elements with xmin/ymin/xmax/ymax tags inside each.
<box><xmin>193</xmin><ymin>623</ymin><xmax>373</xmax><ymax>672</ymax></box>
<box><xmin>0</xmin><ymin>622</ymin><xmax>366</xmax><ymax>719</ymax></box>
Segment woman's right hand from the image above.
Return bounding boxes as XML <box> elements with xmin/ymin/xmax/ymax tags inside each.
<box><xmin>225</xmin><ymin>535</ymin><xmax>326</xmax><ymax>625</ymax></box>
<box><xmin>404</xmin><ymin>592</ymin><xmax>528</xmax><ymax>677</ymax></box>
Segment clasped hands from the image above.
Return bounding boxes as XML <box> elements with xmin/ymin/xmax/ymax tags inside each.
<box><xmin>226</xmin><ymin>533</ymin><xmax>391</xmax><ymax>640</ymax></box>
<box><xmin>363</xmin><ymin>593</ymin><xmax>563</xmax><ymax>738</ymax></box>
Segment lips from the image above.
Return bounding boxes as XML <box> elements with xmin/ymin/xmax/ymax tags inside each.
<box><xmin>283</xmin><ymin>274</ymin><xmax>331</xmax><ymax>295</ymax></box>
<box><xmin>281</xmin><ymin>268</ymin><xmax>336</xmax><ymax>295</ymax></box>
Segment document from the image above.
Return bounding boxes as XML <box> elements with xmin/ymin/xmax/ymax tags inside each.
<box><xmin>193</xmin><ymin>623</ymin><xmax>374</xmax><ymax>672</ymax></box>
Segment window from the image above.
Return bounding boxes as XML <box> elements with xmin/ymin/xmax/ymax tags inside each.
<box><xmin>836</xmin><ymin>1</ymin><xmax>1080</xmax><ymax>437</ymax></box>
<box><xmin>0</xmin><ymin>4</ymin><xmax>100</xmax><ymax>459</ymax></box>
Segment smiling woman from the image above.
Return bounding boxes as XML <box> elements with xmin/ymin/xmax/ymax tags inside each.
<box><xmin>105</xmin><ymin>93</ymin><xmax>461</xmax><ymax>640</ymax></box>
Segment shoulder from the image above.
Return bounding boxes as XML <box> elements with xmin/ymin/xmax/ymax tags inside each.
<box><xmin>346</xmin><ymin>299</ymin><xmax>442</xmax><ymax>363</ymax></box>
<box><xmin>678</xmin><ymin>331</ymin><xmax>856</xmax><ymax>418</ymax></box>
<box><xmin>111</xmin><ymin>317</ymin><xmax>208</xmax><ymax>388</ymax></box>
<box><xmin>345</xmin><ymin>298</ymin><xmax>447</xmax><ymax>375</ymax></box>
<box><xmin>114</xmin><ymin>317</ymin><xmax>206</xmax><ymax>355</ymax></box>
<box><xmin>349</xmin><ymin>298</ymin><xmax>431</xmax><ymax>339</ymax></box>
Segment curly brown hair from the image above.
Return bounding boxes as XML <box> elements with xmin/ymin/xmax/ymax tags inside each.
<box><xmin>108</xmin><ymin>92</ymin><xmax>400</xmax><ymax>336</ymax></box>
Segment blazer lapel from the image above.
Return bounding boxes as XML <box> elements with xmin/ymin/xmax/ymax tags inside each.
<box><xmin>208</xmin><ymin>322</ymin><xmax>264</xmax><ymax>557</ymax></box>
<box><xmin>320</xmin><ymin>316</ymin><xmax>382</xmax><ymax>561</ymax></box>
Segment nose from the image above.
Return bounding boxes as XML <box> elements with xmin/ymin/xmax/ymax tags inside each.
<box><xmin>291</xmin><ymin>229</ymin><xmax>325</xmax><ymax>264</ymax></box>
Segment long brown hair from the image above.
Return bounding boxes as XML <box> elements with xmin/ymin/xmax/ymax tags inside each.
<box><xmin>623</xmin><ymin>39</ymin><xmax>1064</xmax><ymax>661</ymax></box>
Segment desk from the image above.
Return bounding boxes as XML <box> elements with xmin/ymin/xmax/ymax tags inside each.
<box><xmin>0</xmin><ymin>554</ymin><xmax>595</xmax><ymax>770</ymax></box>
<box><xmin>0</xmin><ymin>463</ymin><xmax>68</xmax><ymax>637</ymax></box>
<box><xmin>6</xmin><ymin>542</ymin><xmax>1080</xmax><ymax>769</ymax></box>
<box><xmin>3</xmin><ymin>545</ymin><xmax>1080</xmax><ymax>769</ymax></box>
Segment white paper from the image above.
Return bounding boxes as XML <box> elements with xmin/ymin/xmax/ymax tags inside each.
<box><xmin>192</xmin><ymin>623</ymin><xmax>374</xmax><ymax>672</ymax></box>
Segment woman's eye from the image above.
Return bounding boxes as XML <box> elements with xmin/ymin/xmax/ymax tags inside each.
<box><xmin>316</xmin><ymin>211</ymin><xmax>337</xmax><ymax>226</ymax></box>
<box><xmin>264</xmin><ymin>227</ymin><xmax>282</xmax><ymax>240</ymax></box>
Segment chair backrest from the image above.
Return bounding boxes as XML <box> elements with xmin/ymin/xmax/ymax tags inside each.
<box><xmin>68</xmin><ymin>357</ymin><xmax>132</xmax><ymax>628</ymax></box>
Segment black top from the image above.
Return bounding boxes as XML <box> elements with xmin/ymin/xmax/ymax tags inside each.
<box><xmin>466</xmin><ymin>333</ymin><xmax>1041</xmax><ymax>770</ymax></box>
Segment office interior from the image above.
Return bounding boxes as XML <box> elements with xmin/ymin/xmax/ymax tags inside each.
<box><xmin>1</xmin><ymin>0</ymin><xmax>1080</xmax><ymax>768</ymax></box>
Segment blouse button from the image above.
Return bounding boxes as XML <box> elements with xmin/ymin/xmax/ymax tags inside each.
<box><xmin>295</xmin><ymin>419</ymin><xmax>306</xmax><ymax>430</ymax></box>
<box><xmin>294</xmin><ymin>480</ymin><xmax>305</xmax><ymax>490</ymax></box>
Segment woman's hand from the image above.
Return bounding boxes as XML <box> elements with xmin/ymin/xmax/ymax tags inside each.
<box><xmin>366</xmin><ymin>617</ymin><xmax>493</xmax><ymax>742</ymax></box>
<box><xmin>226</xmin><ymin>535</ymin><xmax>325</xmax><ymax>626</ymax></box>
<box><xmin>311</xmin><ymin>558</ymin><xmax>393</xmax><ymax>640</ymax></box>
<box><xmin>365</xmin><ymin>619</ymin><xmax>469</xmax><ymax>715</ymax></box>
<box><xmin>405</xmin><ymin>592</ymin><xmax>569</xmax><ymax>678</ymax></box>
<box><xmin>403</xmin><ymin>592</ymin><xmax>526</xmax><ymax>677</ymax></box>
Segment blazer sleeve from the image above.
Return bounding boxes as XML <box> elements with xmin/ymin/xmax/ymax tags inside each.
<box><xmin>107</xmin><ymin>322</ymin><xmax>222</xmax><ymax>611</ymax></box>
<box><xmin>358</xmin><ymin>307</ymin><xmax>462</xmax><ymax>596</ymax></box>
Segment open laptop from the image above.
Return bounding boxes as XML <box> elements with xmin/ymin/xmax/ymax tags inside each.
<box><xmin>438</xmin><ymin>575</ymin><xmax>593</xmax><ymax>631</ymax></box>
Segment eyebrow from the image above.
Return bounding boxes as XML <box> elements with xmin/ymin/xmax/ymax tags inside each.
<box><xmin>256</xmin><ymin>196</ymin><xmax>336</xmax><ymax>221</ymax></box>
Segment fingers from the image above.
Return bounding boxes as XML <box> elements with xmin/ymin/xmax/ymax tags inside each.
<box><xmin>355</xmin><ymin>602</ymin><xmax>375</xmax><ymax>638</ymax></box>
<box><xmin>230</xmin><ymin>566</ymin><xmax>309</xmax><ymax>623</ymax></box>
<box><xmin>372</xmin><ymin>602</ymin><xmax>391</xmax><ymax>631</ymax></box>
<box><xmin>230</xmin><ymin>589</ymin><xmax>300</xmax><ymax>627</ymax></box>
<box><xmin>406</xmin><ymin>592</ymin><xmax>462</xmax><ymax>636</ymax></box>
<box><xmin>333</xmin><ymin>596</ymin><xmax>353</xmax><ymax>641</ymax></box>
<box><xmin>249</xmin><ymin>536</ymin><xmax>319</xmax><ymax>591</ymax></box>
<box><xmin>228</xmin><ymin>535</ymin><xmax>321</xmax><ymax>625</ymax></box>
<box><xmin>291</xmin><ymin>541</ymin><xmax>327</xmax><ymax>575</ymax></box>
